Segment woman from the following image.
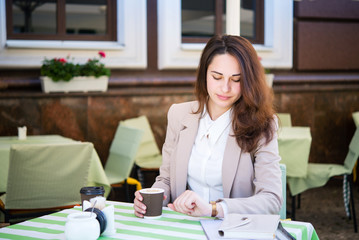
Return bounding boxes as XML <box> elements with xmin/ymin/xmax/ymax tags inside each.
<box><xmin>134</xmin><ymin>35</ymin><xmax>282</xmax><ymax>218</ymax></box>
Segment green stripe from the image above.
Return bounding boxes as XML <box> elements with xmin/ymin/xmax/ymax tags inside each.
<box><xmin>50</xmin><ymin>212</ymin><xmax>69</xmax><ymax>218</ymax></box>
<box><xmin>8</xmin><ymin>224</ymin><xmax>63</xmax><ymax>234</ymax></box>
<box><xmin>282</xmin><ymin>222</ymin><xmax>308</xmax><ymax>240</ymax></box>
<box><xmin>98</xmin><ymin>236</ymin><xmax>124</xmax><ymax>240</ymax></box>
<box><xmin>116</xmin><ymin>228</ymin><xmax>203</xmax><ymax>240</ymax></box>
<box><xmin>114</xmin><ymin>204</ymin><xmax>194</xmax><ymax>216</ymax></box>
<box><xmin>162</xmin><ymin>209</ymin><xmax>188</xmax><ymax>216</ymax></box>
<box><xmin>114</xmin><ymin>205</ymin><xmax>134</xmax><ymax>210</ymax></box>
<box><xmin>311</xmin><ymin>229</ymin><xmax>320</xmax><ymax>240</ymax></box>
<box><xmin>157</xmin><ymin>217</ymin><xmax>202</xmax><ymax>225</ymax></box>
<box><xmin>114</xmin><ymin>212</ymin><xmax>201</xmax><ymax>226</ymax></box>
<box><xmin>116</xmin><ymin>220</ymin><xmax>203</xmax><ymax>235</ymax></box>
<box><xmin>114</xmin><ymin>205</ymin><xmax>194</xmax><ymax>217</ymax></box>
<box><xmin>114</xmin><ymin>211</ymin><xmax>136</xmax><ymax>218</ymax></box>
<box><xmin>29</xmin><ymin>218</ymin><xmax>66</xmax><ymax>226</ymax></box>
<box><xmin>114</xmin><ymin>204</ymin><xmax>212</xmax><ymax>219</ymax></box>
<box><xmin>0</xmin><ymin>233</ymin><xmax>47</xmax><ymax>240</ymax></box>
<box><xmin>162</xmin><ymin>209</ymin><xmax>212</xmax><ymax>220</ymax></box>
<box><xmin>161</xmin><ymin>209</ymin><xmax>213</xmax><ymax>219</ymax></box>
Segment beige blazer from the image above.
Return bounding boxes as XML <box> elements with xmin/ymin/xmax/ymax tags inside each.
<box><xmin>152</xmin><ymin>101</ymin><xmax>283</xmax><ymax>214</ymax></box>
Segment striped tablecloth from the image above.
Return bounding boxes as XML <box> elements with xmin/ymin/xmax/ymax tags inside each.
<box><xmin>0</xmin><ymin>201</ymin><xmax>319</xmax><ymax>240</ymax></box>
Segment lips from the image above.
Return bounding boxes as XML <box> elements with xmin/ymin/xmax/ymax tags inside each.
<box><xmin>217</xmin><ymin>94</ymin><xmax>231</xmax><ymax>100</ymax></box>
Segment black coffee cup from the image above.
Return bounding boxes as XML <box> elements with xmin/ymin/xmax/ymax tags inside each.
<box><xmin>140</xmin><ymin>188</ymin><xmax>164</xmax><ymax>218</ymax></box>
<box><xmin>80</xmin><ymin>186</ymin><xmax>105</xmax><ymax>209</ymax></box>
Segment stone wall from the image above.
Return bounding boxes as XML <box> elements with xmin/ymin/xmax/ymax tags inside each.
<box><xmin>1</xmin><ymin>74</ymin><xmax>358</xmax><ymax>166</ymax></box>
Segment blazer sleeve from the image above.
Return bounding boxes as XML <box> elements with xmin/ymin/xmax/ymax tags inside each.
<box><xmin>152</xmin><ymin>104</ymin><xmax>178</xmax><ymax>205</ymax></box>
<box><xmin>221</xmin><ymin>118</ymin><xmax>283</xmax><ymax>215</ymax></box>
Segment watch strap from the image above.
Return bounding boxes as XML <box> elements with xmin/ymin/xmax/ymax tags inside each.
<box><xmin>210</xmin><ymin>201</ymin><xmax>218</xmax><ymax>217</ymax></box>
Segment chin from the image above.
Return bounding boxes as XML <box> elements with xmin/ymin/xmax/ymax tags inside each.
<box><xmin>216</xmin><ymin>102</ymin><xmax>233</xmax><ymax>110</ymax></box>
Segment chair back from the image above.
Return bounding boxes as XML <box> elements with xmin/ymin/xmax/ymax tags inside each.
<box><xmin>5</xmin><ymin>142</ymin><xmax>93</xmax><ymax>209</ymax></box>
<box><xmin>120</xmin><ymin>116</ymin><xmax>162</xmax><ymax>166</ymax></box>
<box><xmin>277</xmin><ymin>113</ymin><xmax>292</xmax><ymax>127</ymax></box>
<box><xmin>353</xmin><ymin>111</ymin><xmax>359</xmax><ymax>128</ymax></box>
<box><xmin>104</xmin><ymin>125</ymin><xmax>144</xmax><ymax>184</ymax></box>
<box><xmin>279</xmin><ymin>164</ymin><xmax>287</xmax><ymax>219</ymax></box>
<box><xmin>344</xmin><ymin>128</ymin><xmax>359</xmax><ymax>171</ymax></box>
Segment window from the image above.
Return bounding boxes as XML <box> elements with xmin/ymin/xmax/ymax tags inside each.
<box><xmin>158</xmin><ymin>0</ymin><xmax>293</xmax><ymax>70</ymax></box>
<box><xmin>0</xmin><ymin>0</ymin><xmax>147</xmax><ymax>69</ymax></box>
<box><xmin>240</xmin><ymin>0</ymin><xmax>264</xmax><ymax>44</ymax></box>
<box><xmin>7</xmin><ymin>0</ymin><xmax>116</xmax><ymax>41</ymax></box>
<box><xmin>181</xmin><ymin>0</ymin><xmax>264</xmax><ymax>44</ymax></box>
<box><xmin>181</xmin><ymin>0</ymin><xmax>225</xmax><ymax>43</ymax></box>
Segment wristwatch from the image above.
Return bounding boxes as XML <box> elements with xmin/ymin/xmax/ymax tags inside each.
<box><xmin>210</xmin><ymin>201</ymin><xmax>218</xmax><ymax>217</ymax></box>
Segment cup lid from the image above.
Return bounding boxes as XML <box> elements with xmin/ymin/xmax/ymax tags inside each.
<box><xmin>85</xmin><ymin>208</ymin><xmax>107</xmax><ymax>234</ymax></box>
<box><xmin>80</xmin><ymin>186</ymin><xmax>105</xmax><ymax>195</ymax></box>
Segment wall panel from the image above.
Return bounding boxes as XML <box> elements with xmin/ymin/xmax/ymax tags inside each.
<box><xmin>295</xmin><ymin>0</ymin><xmax>359</xmax><ymax>19</ymax></box>
<box><xmin>296</xmin><ymin>22</ymin><xmax>359</xmax><ymax>70</ymax></box>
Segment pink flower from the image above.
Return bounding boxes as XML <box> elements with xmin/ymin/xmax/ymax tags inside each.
<box><xmin>58</xmin><ymin>58</ymin><xmax>67</xmax><ymax>63</ymax></box>
<box><xmin>98</xmin><ymin>51</ymin><xmax>106</xmax><ymax>58</ymax></box>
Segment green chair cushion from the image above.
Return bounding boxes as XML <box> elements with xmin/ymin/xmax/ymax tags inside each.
<box><xmin>104</xmin><ymin>125</ymin><xmax>144</xmax><ymax>185</ymax></box>
<box><xmin>120</xmin><ymin>116</ymin><xmax>162</xmax><ymax>168</ymax></box>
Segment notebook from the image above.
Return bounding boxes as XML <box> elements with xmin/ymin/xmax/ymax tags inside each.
<box><xmin>200</xmin><ymin>218</ymin><xmax>295</xmax><ymax>240</ymax></box>
<box><xmin>218</xmin><ymin>213</ymin><xmax>280</xmax><ymax>239</ymax></box>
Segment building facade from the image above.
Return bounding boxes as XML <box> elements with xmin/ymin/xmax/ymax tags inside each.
<box><xmin>0</xmin><ymin>0</ymin><xmax>358</xmax><ymax>168</ymax></box>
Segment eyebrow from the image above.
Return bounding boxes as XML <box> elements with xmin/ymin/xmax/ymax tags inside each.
<box><xmin>211</xmin><ymin>71</ymin><xmax>241</xmax><ymax>76</ymax></box>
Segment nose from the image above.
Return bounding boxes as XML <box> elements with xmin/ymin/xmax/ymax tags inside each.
<box><xmin>222</xmin><ymin>79</ymin><xmax>230</xmax><ymax>92</ymax></box>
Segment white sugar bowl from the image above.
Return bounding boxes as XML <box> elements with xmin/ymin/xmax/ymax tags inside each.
<box><xmin>65</xmin><ymin>212</ymin><xmax>100</xmax><ymax>240</ymax></box>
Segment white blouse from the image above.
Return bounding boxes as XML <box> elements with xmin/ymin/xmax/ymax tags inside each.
<box><xmin>187</xmin><ymin>107</ymin><xmax>232</xmax><ymax>203</ymax></box>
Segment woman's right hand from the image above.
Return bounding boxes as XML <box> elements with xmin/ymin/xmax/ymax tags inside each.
<box><xmin>134</xmin><ymin>190</ymin><xmax>146</xmax><ymax>218</ymax></box>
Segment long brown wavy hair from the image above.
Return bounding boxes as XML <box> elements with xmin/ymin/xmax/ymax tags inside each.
<box><xmin>194</xmin><ymin>35</ymin><xmax>275</xmax><ymax>153</ymax></box>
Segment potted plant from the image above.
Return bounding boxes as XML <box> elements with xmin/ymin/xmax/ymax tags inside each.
<box><xmin>40</xmin><ymin>51</ymin><xmax>111</xmax><ymax>93</ymax></box>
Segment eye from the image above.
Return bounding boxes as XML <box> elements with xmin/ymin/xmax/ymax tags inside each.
<box><xmin>212</xmin><ymin>75</ymin><xmax>222</xmax><ymax>80</ymax></box>
<box><xmin>232</xmin><ymin>78</ymin><xmax>240</xmax><ymax>83</ymax></box>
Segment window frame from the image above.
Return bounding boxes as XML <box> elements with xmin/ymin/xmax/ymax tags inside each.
<box><xmin>158</xmin><ymin>0</ymin><xmax>293</xmax><ymax>70</ymax></box>
<box><xmin>0</xmin><ymin>0</ymin><xmax>147</xmax><ymax>69</ymax></box>
<box><xmin>182</xmin><ymin>0</ymin><xmax>264</xmax><ymax>45</ymax></box>
<box><xmin>6</xmin><ymin>0</ymin><xmax>117</xmax><ymax>41</ymax></box>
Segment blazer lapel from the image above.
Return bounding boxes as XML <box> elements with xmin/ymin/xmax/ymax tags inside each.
<box><xmin>175</xmin><ymin>112</ymin><xmax>200</xmax><ymax>198</ymax></box>
<box><xmin>222</xmin><ymin>128</ymin><xmax>241</xmax><ymax>198</ymax></box>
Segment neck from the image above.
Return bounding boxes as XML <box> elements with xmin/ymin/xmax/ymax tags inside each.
<box><xmin>207</xmin><ymin>104</ymin><xmax>230</xmax><ymax>121</ymax></box>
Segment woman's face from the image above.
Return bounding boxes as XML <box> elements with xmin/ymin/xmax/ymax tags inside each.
<box><xmin>206</xmin><ymin>53</ymin><xmax>242</xmax><ymax>119</ymax></box>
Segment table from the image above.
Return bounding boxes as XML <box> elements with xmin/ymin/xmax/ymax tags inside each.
<box><xmin>0</xmin><ymin>201</ymin><xmax>319</xmax><ymax>240</ymax></box>
<box><xmin>0</xmin><ymin>135</ymin><xmax>110</xmax><ymax>196</ymax></box>
<box><xmin>278</xmin><ymin>127</ymin><xmax>312</xmax><ymax>178</ymax></box>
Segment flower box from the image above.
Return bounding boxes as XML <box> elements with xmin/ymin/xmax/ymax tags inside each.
<box><xmin>40</xmin><ymin>76</ymin><xmax>109</xmax><ymax>93</ymax></box>
<box><xmin>40</xmin><ymin>51</ymin><xmax>110</xmax><ymax>93</ymax></box>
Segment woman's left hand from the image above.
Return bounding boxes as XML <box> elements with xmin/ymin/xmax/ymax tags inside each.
<box><xmin>167</xmin><ymin>190</ymin><xmax>211</xmax><ymax>217</ymax></box>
